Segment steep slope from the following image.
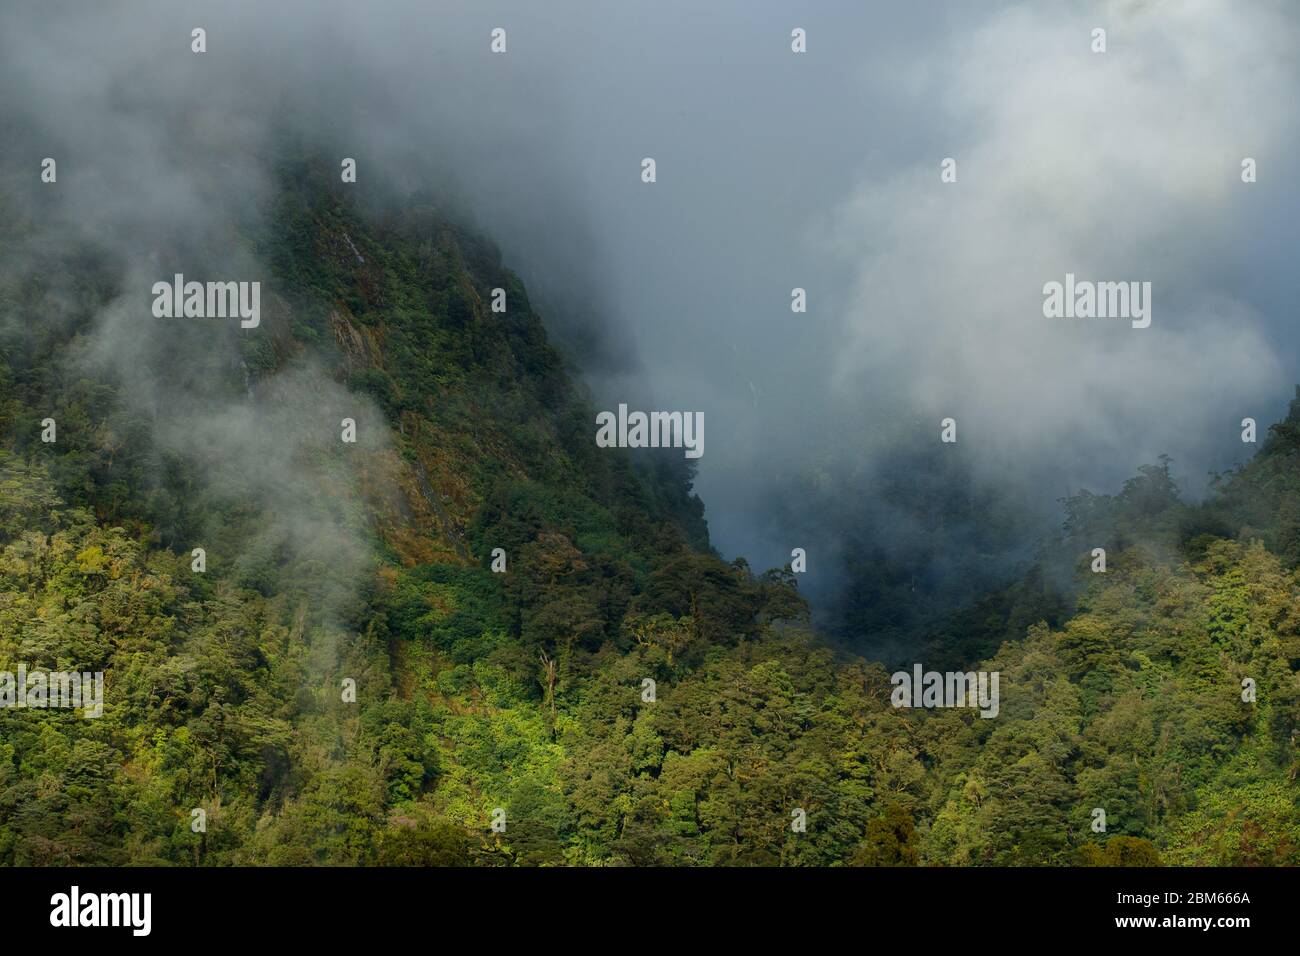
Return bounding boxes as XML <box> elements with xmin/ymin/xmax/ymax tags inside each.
<box><xmin>1</xmin><ymin>168</ymin><xmax>1297</xmax><ymax>866</ymax></box>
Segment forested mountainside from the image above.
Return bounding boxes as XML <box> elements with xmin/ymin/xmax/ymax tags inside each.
<box><xmin>1</xmin><ymin>165</ymin><xmax>1297</xmax><ymax>866</ymax></box>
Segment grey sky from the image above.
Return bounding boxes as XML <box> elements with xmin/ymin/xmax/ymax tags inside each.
<box><xmin>3</xmin><ymin>0</ymin><xmax>1297</xmax><ymax>599</ymax></box>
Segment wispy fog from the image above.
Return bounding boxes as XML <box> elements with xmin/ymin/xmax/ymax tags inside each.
<box><xmin>3</xmin><ymin>0</ymin><xmax>1297</xmax><ymax>632</ymax></box>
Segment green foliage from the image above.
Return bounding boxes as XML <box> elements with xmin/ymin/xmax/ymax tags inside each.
<box><xmin>1076</xmin><ymin>836</ymin><xmax>1163</xmax><ymax>866</ymax></box>
<box><xmin>851</xmin><ymin>804</ymin><xmax>920</xmax><ymax>866</ymax></box>
<box><xmin>2</xmin><ymin>168</ymin><xmax>1297</xmax><ymax>867</ymax></box>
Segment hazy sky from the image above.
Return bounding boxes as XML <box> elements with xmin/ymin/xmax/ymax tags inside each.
<box><xmin>3</xmin><ymin>0</ymin><xmax>1298</xmax><ymax>586</ymax></box>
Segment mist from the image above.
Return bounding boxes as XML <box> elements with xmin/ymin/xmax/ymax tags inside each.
<box><xmin>3</xmin><ymin>0</ymin><xmax>1298</xmax><ymax>646</ymax></box>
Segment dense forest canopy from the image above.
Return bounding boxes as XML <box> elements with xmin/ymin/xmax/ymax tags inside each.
<box><xmin>1</xmin><ymin>168</ymin><xmax>1298</xmax><ymax>866</ymax></box>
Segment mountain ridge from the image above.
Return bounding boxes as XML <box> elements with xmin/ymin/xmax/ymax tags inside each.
<box><xmin>1</xmin><ymin>166</ymin><xmax>1298</xmax><ymax>866</ymax></box>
